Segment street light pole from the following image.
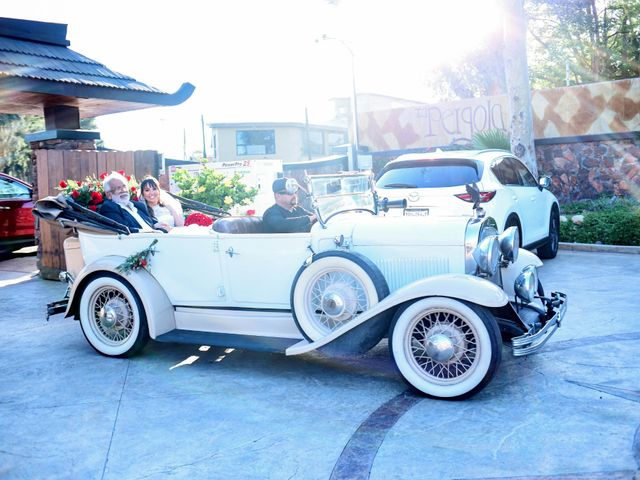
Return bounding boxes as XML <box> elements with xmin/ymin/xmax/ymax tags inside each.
<box><xmin>319</xmin><ymin>34</ymin><xmax>359</xmax><ymax>171</ymax></box>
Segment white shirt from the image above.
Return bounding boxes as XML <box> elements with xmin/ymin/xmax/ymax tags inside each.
<box><xmin>123</xmin><ymin>202</ymin><xmax>153</xmax><ymax>232</ymax></box>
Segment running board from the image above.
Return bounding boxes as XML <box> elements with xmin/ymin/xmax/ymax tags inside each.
<box><xmin>155</xmin><ymin>330</ymin><xmax>300</xmax><ymax>353</ymax></box>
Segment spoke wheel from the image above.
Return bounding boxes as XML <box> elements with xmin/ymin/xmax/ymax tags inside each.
<box><xmin>291</xmin><ymin>252</ymin><xmax>389</xmax><ymax>341</ymax></box>
<box><xmin>390</xmin><ymin>297</ymin><xmax>501</xmax><ymax>399</ymax></box>
<box><xmin>79</xmin><ymin>274</ymin><xmax>149</xmax><ymax>357</ymax></box>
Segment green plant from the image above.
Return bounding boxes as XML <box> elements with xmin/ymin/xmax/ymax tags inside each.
<box><xmin>472</xmin><ymin>130</ymin><xmax>510</xmax><ymax>150</ymax></box>
<box><xmin>172</xmin><ymin>166</ymin><xmax>257</xmax><ymax>212</ymax></box>
<box><xmin>559</xmin><ymin>196</ymin><xmax>640</xmax><ymax>246</ymax></box>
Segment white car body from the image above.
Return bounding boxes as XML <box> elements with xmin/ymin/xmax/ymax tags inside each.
<box><xmin>39</xmin><ymin>173</ymin><xmax>567</xmax><ymax>400</ymax></box>
<box><xmin>375</xmin><ymin>149</ymin><xmax>560</xmax><ymax>258</ymax></box>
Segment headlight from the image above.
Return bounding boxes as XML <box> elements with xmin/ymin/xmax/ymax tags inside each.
<box><xmin>498</xmin><ymin>226</ymin><xmax>519</xmax><ymax>263</ymax></box>
<box><xmin>514</xmin><ymin>265</ymin><xmax>538</xmax><ymax>303</ymax></box>
<box><xmin>472</xmin><ymin>235</ymin><xmax>500</xmax><ymax>276</ymax></box>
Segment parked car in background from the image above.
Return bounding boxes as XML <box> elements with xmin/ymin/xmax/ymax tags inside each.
<box><xmin>0</xmin><ymin>173</ymin><xmax>35</xmax><ymax>255</ymax></box>
<box><xmin>375</xmin><ymin>149</ymin><xmax>560</xmax><ymax>259</ymax></box>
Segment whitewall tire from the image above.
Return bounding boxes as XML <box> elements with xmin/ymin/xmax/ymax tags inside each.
<box><xmin>78</xmin><ymin>273</ymin><xmax>149</xmax><ymax>357</ymax></box>
<box><xmin>389</xmin><ymin>297</ymin><xmax>501</xmax><ymax>399</ymax></box>
<box><xmin>291</xmin><ymin>252</ymin><xmax>389</xmax><ymax>341</ymax></box>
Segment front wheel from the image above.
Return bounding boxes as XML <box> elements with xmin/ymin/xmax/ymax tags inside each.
<box><xmin>537</xmin><ymin>209</ymin><xmax>559</xmax><ymax>259</ymax></box>
<box><xmin>389</xmin><ymin>297</ymin><xmax>502</xmax><ymax>400</ymax></box>
<box><xmin>78</xmin><ymin>273</ymin><xmax>149</xmax><ymax>357</ymax></box>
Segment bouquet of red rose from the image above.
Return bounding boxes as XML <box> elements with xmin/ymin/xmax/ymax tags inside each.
<box><xmin>184</xmin><ymin>212</ymin><xmax>214</xmax><ymax>227</ymax></box>
<box><xmin>58</xmin><ymin>170</ymin><xmax>138</xmax><ymax>210</ymax></box>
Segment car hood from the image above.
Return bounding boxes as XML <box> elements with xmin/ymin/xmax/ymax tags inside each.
<box><xmin>321</xmin><ymin>213</ymin><xmax>469</xmax><ymax>247</ymax></box>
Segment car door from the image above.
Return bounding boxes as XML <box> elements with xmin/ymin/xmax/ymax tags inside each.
<box><xmin>509</xmin><ymin>157</ymin><xmax>548</xmax><ymax>243</ymax></box>
<box><xmin>491</xmin><ymin>157</ymin><xmax>540</xmax><ymax>246</ymax></box>
<box><xmin>0</xmin><ymin>176</ymin><xmax>34</xmax><ymax>246</ymax></box>
<box><xmin>218</xmin><ymin>232</ymin><xmax>312</xmax><ymax>308</ymax></box>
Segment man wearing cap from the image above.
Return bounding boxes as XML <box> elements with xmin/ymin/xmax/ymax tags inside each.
<box><xmin>263</xmin><ymin>177</ymin><xmax>317</xmax><ymax>233</ymax></box>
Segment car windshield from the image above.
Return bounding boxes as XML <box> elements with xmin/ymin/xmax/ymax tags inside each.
<box><xmin>376</xmin><ymin>160</ymin><xmax>482</xmax><ymax>189</ymax></box>
<box><xmin>308</xmin><ymin>174</ymin><xmax>375</xmax><ymax>221</ymax></box>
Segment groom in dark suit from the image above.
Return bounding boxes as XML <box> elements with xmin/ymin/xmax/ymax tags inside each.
<box><xmin>100</xmin><ymin>172</ymin><xmax>159</xmax><ymax>233</ymax></box>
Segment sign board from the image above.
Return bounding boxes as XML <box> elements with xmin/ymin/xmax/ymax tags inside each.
<box><xmin>169</xmin><ymin>159</ymin><xmax>283</xmax><ymax>215</ymax></box>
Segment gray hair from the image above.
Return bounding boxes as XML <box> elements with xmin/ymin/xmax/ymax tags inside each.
<box><xmin>102</xmin><ymin>171</ymin><xmax>128</xmax><ymax>193</ymax></box>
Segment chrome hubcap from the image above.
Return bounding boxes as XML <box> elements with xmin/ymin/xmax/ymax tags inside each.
<box><xmin>408</xmin><ymin>309</ymin><xmax>478</xmax><ymax>382</ymax></box>
<box><xmin>321</xmin><ymin>291</ymin><xmax>346</xmax><ymax>318</ymax></box>
<box><xmin>310</xmin><ymin>271</ymin><xmax>368</xmax><ymax>332</ymax></box>
<box><xmin>90</xmin><ymin>287</ymin><xmax>134</xmax><ymax>344</ymax></box>
<box><xmin>425</xmin><ymin>333</ymin><xmax>455</xmax><ymax>362</ymax></box>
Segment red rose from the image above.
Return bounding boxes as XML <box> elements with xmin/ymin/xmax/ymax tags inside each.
<box><xmin>59</xmin><ymin>180</ymin><xmax>67</xmax><ymax>188</ymax></box>
<box><xmin>184</xmin><ymin>212</ymin><xmax>213</xmax><ymax>227</ymax></box>
<box><xmin>132</xmin><ymin>196</ymin><xmax>139</xmax><ymax>201</ymax></box>
<box><xmin>126</xmin><ymin>176</ymin><xmax>131</xmax><ymax>181</ymax></box>
<box><xmin>71</xmin><ymin>190</ymin><xmax>80</xmax><ymax>199</ymax></box>
<box><xmin>246</xmin><ymin>209</ymin><xmax>256</xmax><ymax>216</ymax></box>
<box><xmin>140</xmin><ymin>259</ymin><xmax>147</xmax><ymax>267</ymax></box>
<box><xmin>130</xmin><ymin>186</ymin><xmax>137</xmax><ymax>192</ymax></box>
<box><xmin>88</xmin><ymin>205</ymin><xmax>97</xmax><ymax>211</ymax></box>
<box><xmin>118</xmin><ymin>170</ymin><xmax>125</xmax><ymax>175</ymax></box>
<box><xmin>91</xmin><ymin>191</ymin><xmax>103</xmax><ymax>203</ymax></box>
<box><xmin>99</xmin><ymin>172</ymin><xmax>107</xmax><ymax>180</ymax></box>
<box><xmin>78</xmin><ymin>181</ymin><xmax>83</xmax><ymax>187</ymax></box>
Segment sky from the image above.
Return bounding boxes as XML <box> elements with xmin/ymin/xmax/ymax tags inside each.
<box><xmin>3</xmin><ymin>0</ymin><xmax>501</xmax><ymax>159</ymax></box>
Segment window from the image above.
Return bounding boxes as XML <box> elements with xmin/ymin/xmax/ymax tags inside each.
<box><xmin>327</xmin><ymin>132</ymin><xmax>347</xmax><ymax>147</ymax></box>
<box><xmin>0</xmin><ymin>178</ymin><xmax>30</xmax><ymax>199</ymax></box>
<box><xmin>305</xmin><ymin>130</ymin><xmax>324</xmax><ymax>156</ymax></box>
<box><xmin>236</xmin><ymin>130</ymin><xmax>275</xmax><ymax>156</ymax></box>
<box><xmin>492</xmin><ymin>157</ymin><xmax>536</xmax><ymax>187</ymax></box>
<box><xmin>377</xmin><ymin>161</ymin><xmax>483</xmax><ymax>189</ymax></box>
<box><xmin>511</xmin><ymin>158</ymin><xmax>538</xmax><ymax>187</ymax></box>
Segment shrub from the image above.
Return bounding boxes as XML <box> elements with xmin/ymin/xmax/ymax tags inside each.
<box><xmin>559</xmin><ymin>196</ymin><xmax>640</xmax><ymax>246</ymax></box>
<box><xmin>172</xmin><ymin>166</ymin><xmax>257</xmax><ymax>213</ymax></box>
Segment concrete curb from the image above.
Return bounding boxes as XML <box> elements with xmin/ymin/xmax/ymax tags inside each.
<box><xmin>559</xmin><ymin>242</ymin><xmax>640</xmax><ymax>254</ymax></box>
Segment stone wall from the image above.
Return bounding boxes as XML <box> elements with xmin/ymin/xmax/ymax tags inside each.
<box><xmin>536</xmin><ymin>138</ymin><xmax>640</xmax><ymax>203</ymax></box>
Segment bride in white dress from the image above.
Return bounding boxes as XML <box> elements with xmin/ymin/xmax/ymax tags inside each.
<box><xmin>140</xmin><ymin>176</ymin><xmax>184</xmax><ymax>229</ymax></box>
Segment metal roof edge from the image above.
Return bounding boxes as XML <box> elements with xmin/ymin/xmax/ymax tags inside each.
<box><xmin>0</xmin><ymin>77</ymin><xmax>195</xmax><ymax>108</ymax></box>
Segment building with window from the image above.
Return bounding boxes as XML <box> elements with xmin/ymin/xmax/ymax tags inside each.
<box><xmin>208</xmin><ymin>122</ymin><xmax>348</xmax><ymax>163</ymax></box>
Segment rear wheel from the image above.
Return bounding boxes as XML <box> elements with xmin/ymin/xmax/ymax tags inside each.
<box><xmin>537</xmin><ymin>209</ymin><xmax>559</xmax><ymax>259</ymax></box>
<box><xmin>389</xmin><ymin>297</ymin><xmax>502</xmax><ymax>399</ymax></box>
<box><xmin>78</xmin><ymin>273</ymin><xmax>149</xmax><ymax>357</ymax></box>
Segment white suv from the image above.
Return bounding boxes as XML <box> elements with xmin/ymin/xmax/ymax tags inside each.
<box><xmin>375</xmin><ymin>149</ymin><xmax>560</xmax><ymax>259</ymax></box>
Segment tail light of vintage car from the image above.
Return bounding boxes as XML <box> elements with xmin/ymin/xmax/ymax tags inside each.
<box><xmin>455</xmin><ymin>190</ymin><xmax>496</xmax><ymax>203</ymax></box>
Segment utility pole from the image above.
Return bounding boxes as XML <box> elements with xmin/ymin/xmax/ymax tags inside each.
<box><xmin>201</xmin><ymin>114</ymin><xmax>207</xmax><ymax>159</ymax></box>
<box><xmin>502</xmin><ymin>0</ymin><xmax>538</xmax><ymax>176</ymax></box>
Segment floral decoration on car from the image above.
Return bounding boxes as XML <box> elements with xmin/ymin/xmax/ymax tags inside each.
<box><xmin>58</xmin><ymin>170</ymin><xmax>139</xmax><ymax>210</ymax></box>
<box><xmin>116</xmin><ymin>239</ymin><xmax>158</xmax><ymax>275</ymax></box>
<box><xmin>184</xmin><ymin>212</ymin><xmax>214</xmax><ymax>227</ymax></box>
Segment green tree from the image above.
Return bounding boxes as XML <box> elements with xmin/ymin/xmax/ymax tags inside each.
<box><xmin>527</xmin><ymin>0</ymin><xmax>640</xmax><ymax>88</ymax></box>
<box><xmin>0</xmin><ymin>114</ymin><xmax>43</xmax><ymax>183</ymax></box>
<box><xmin>0</xmin><ymin>114</ymin><xmax>102</xmax><ymax>183</ymax></box>
<box><xmin>426</xmin><ymin>0</ymin><xmax>640</xmax><ymax>98</ymax></box>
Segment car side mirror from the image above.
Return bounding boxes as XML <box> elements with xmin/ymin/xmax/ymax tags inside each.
<box><xmin>538</xmin><ymin>176</ymin><xmax>551</xmax><ymax>190</ymax></box>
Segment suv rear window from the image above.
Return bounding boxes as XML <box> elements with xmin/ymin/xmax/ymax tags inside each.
<box><xmin>376</xmin><ymin>160</ymin><xmax>483</xmax><ymax>189</ymax></box>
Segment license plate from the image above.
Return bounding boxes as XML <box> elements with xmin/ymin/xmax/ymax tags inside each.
<box><xmin>405</xmin><ymin>209</ymin><xmax>429</xmax><ymax>217</ymax></box>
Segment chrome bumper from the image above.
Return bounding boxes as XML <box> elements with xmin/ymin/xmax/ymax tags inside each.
<box><xmin>512</xmin><ymin>292</ymin><xmax>567</xmax><ymax>356</ymax></box>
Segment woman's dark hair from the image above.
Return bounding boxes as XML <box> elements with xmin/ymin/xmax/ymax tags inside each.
<box><xmin>140</xmin><ymin>176</ymin><xmax>165</xmax><ymax>208</ymax></box>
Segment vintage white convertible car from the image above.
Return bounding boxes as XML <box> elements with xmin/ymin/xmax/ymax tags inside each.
<box><xmin>38</xmin><ymin>173</ymin><xmax>567</xmax><ymax>400</ymax></box>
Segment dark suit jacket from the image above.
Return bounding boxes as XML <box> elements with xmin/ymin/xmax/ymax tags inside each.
<box><xmin>99</xmin><ymin>199</ymin><xmax>156</xmax><ymax>233</ymax></box>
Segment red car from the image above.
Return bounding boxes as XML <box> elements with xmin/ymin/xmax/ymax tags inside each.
<box><xmin>0</xmin><ymin>172</ymin><xmax>35</xmax><ymax>255</ymax></box>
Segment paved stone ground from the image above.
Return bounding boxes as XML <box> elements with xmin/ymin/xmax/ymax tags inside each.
<box><xmin>0</xmin><ymin>249</ymin><xmax>638</xmax><ymax>480</ymax></box>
